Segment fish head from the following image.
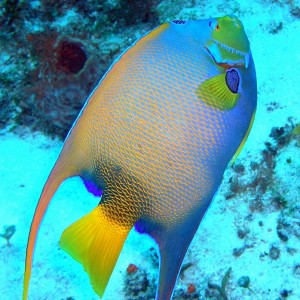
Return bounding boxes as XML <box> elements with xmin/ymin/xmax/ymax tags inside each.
<box><xmin>203</xmin><ymin>15</ymin><xmax>250</xmax><ymax>68</ymax></box>
<box><xmin>168</xmin><ymin>17</ymin><xmax>257</xmax><ymax>164</ymax></box>
<box><xmin>169</xmin><ymin>15</ymin><xmax>250</xmax><ymax>68</ymax></box>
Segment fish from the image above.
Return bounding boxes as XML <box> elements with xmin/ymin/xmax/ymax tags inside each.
<box><xmin>23</xmin><ymin>15</ymin><xmax>257</xmax><ymax>300</ymax></box>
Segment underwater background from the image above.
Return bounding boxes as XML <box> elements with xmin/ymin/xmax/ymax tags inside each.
<box><xmin>0</xmin><ymin>0</ymin><xmax>299</xmax><ymax>299</ymax></box>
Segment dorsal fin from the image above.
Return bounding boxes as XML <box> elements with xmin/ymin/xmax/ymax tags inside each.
<box><xmin>22</xmin><ymin>133</ymin><xmax>85</xmax><ymax>300</ymax></box>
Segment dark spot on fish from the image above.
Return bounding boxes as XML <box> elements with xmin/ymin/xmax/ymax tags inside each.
<box><xmin>225</xmin><ymin>69</ymin><xmax>239</xmax><ymax>93</ymax></box>
<box><xmin>112</xmin><ymin>165</ymin><xmax>122</xmax><ymax>175</ymax></box>
<box><xmin>93</xmin><ymin>160</ymin><xmax>150</xmax><ymax>227</ymax></box>
<box><xmin>172</xmin><ymin>20</ymin><xmax>186</xmax><ymax>24</ymax></box>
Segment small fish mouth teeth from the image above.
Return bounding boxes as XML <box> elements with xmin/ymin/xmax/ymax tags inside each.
<box><xmin>210</xmin><ymin>38</ymin><xmax>250</xmax><ymax>67</ymax></box>
<box><xmin>211</xmin><ymin>39</ymin><xmax>244</xmax><ymax>56</ymax></box>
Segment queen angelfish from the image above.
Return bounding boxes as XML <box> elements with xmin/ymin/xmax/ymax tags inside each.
<box><xmin>23</xmin><ymin>15</ymin><xmax>257</xmax><ymax>300</ymax></box>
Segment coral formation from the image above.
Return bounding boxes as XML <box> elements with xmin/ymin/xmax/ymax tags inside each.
<box><xmin>0</xmin><ymin>1</ymin><xmax>159</xmax><ymax>138</ymax></box>
<box><xmin>179</xmin><ymin>262</ymin><xmax>194</xmax><ymax>278</ymax></box>
<box><xmin>108</xmin><ymin>0</ymin><xmax>159</xmax><ymax>25</ymax></box>
<box><xmin>123</xmin><ymin>249</ymin><xmax>197</xmax><ymax>299</ymax></box>
<box><xmin>226</xmin><ymin>119</ymin><xmax>298</xmax><ymax>215</ymax></box>
<box><xmin>206</xmin><ymin>268</ymin><xmax>232</xmax><ymax>300</ymax></box>
<box><xmin>0</xmin><ymin>225</ymin><xmax>16</xmax><ymax>246</ymax></box>
<box><xmin>237</xmin><ymin>276</ymin><xmax>250</xmax><ymax>288</ymax></box>
<box><xmin>225</xmin><ymin>119</ymin><xmax>300</xmax><ymax>263</ymax></box>
<box><xmin>173</xmin><ymin>287</ymin><xmax>199</xmax><ymax>299</ymax></box>
<box><xmin>55</xmin><ymin>39</ymin><xmax>87</xmax><ymax>74</ymax></box>
<box><xmin>18</xmin><ymin>29</ymin><xmax>102</xmax><ymax>137</ymax></box>
<box><xmin>127</xmin><ymin>263</ymin><xmax>138</xmax><ymax>274</ymax></box>
<box><xmin>124</xmin><ymin>267</ymin><xmax>156</xmax><ymax>300</ymax></box>
<box><xmin>269</xmin><ymin>244</ymin><xmax>280</xmax><ymax>260</ymax></box>
<box><xmin>187</xmin><ymin>284</ymin><xmax>196</xmax><ymax>294</ymax></box>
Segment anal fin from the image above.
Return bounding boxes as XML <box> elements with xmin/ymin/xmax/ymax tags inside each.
<box><xmin>60</xmin><ymin>205</ymin><xmax>131</xmax><ymax>297</ymax></box>
<box><xmin>154</xmin><ymin>229</ymin><xmax>193</xmax><ymax>300</ymax></box>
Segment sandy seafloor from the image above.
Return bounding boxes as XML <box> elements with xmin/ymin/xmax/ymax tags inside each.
<box><xmin>0</xmin><ymin>1</ymin><xmax>300</xmax><ymax>300</ymax></box>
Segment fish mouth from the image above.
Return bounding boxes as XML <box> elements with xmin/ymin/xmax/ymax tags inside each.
<box><xmin>206</xmin><ymin>38</ymin><xmax>250</xmax><ymax>68</ymax></box>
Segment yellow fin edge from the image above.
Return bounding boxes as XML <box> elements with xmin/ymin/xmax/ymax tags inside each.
<box><xmin>60</xmin><ymin>206</ymin><xmax>131</xmax><ymax>297</ymax></box>
<box><xmin>231</xmin><ymin>110</ymin><xmax>256</xmax><ymax>166</ymax></box>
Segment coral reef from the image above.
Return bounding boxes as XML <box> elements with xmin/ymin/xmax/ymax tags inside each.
<box><xmin>173</xmin><ymin>286</ymin><xmax>199</xmax><ymax>299</ymax></box>
<box><xmin>0</xmin><ymin>0</ymin><xmax>159</xmax><ymax>138</ymax></box>
<box><xmin>226</xmin><ymin>119</ymin><xmax>298</xmax><ymax>214</ymax></box>
<box><xmin>123</xmin><ymin>248</ymin><xmax>197</xmax><ymax>299</ymax></box>
<box><xmin>124</xmin><ymin>266</ymin><xmax>156</xmax><ymax>300</ymax></box>
<box><xmin>17</xmin><ymin>28</ymin><xmax>103</xmax><ymax>137</ymax></box>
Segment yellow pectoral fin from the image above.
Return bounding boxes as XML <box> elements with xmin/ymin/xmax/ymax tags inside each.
<box><xmin>60</xmin><ymin>206</ymin><xmax>131</xmax><ymax>297</ymax></box>
<box><xmin>196</xmin><ymin>72</ymin><xmax>240</xmax><ymax>110</ymax></box>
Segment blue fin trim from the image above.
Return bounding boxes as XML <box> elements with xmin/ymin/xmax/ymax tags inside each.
<box><xmin>82</xmin><ymin>177</ymin><xmax>103</xmax><ymax>197</ymax></box>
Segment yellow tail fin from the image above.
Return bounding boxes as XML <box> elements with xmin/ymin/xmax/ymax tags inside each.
<box><xmin>60</xmin><ymin>206</ymin><xmax>131</xmax><ymax>297</ymax></box>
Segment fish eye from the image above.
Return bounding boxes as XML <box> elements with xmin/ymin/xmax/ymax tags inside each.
<box><xmin>209</xmin><ymin>20</ymin><xmax>220</xmax><ymax>31</ymax></box>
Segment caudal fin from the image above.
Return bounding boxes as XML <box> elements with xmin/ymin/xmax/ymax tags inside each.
<box><xmin>60</xmin><ymin>205</ymin><xmax>131</xmax><ymax>297</ymax></box>
<box><xmin>23</xmin><ymin>138</ymin><xmax>81</xmax><ymax>300</ymax></box>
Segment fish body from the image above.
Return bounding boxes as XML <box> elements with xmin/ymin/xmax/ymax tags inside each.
<box><xmin>23</xmin><ymin>16</ymin><xmax>257</xmax><ymax>300</ymax></box>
